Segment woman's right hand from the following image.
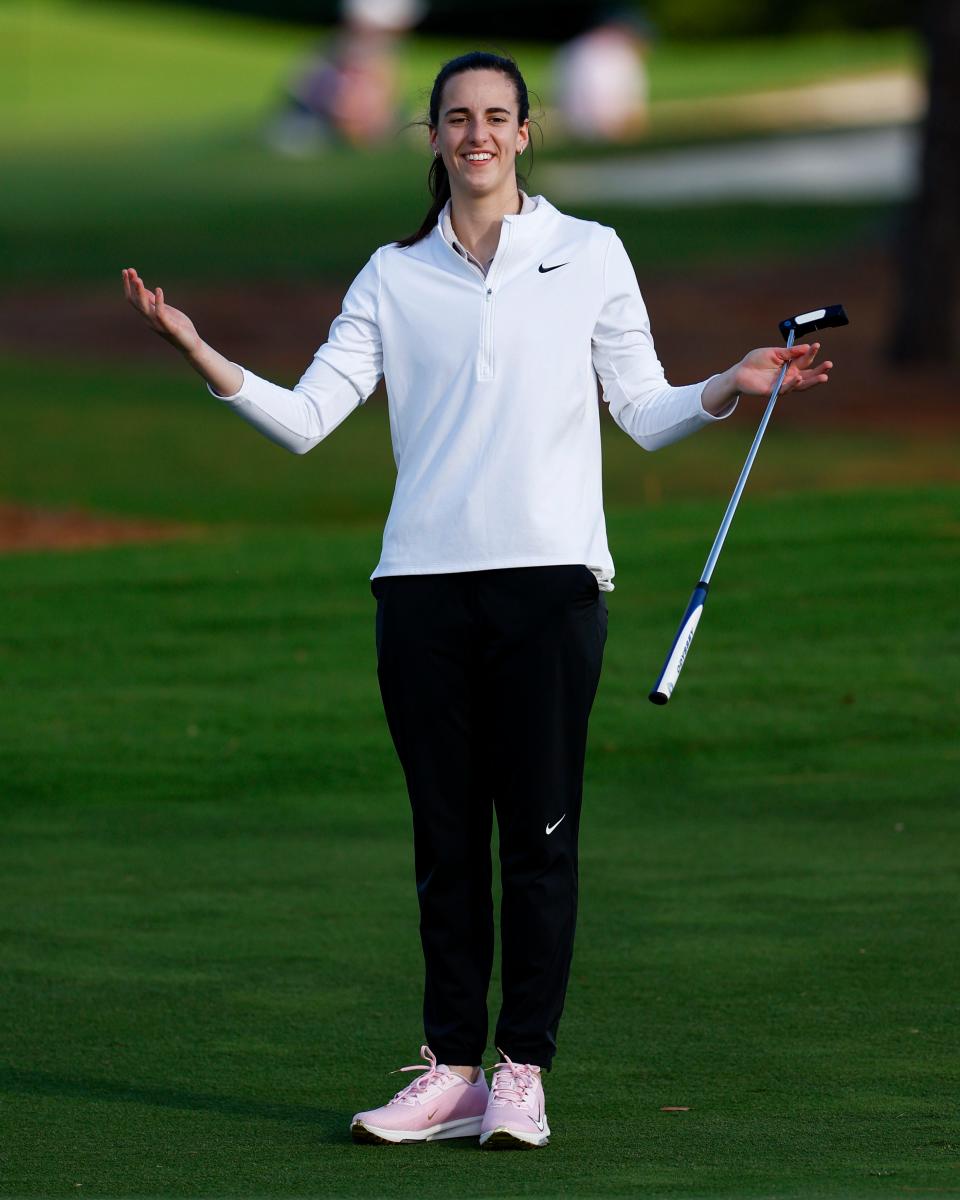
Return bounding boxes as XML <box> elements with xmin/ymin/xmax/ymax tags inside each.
<box><xmin>122</xmin><ymin>267</ymin><xmax>201</xmax><ymax>358</ymax></box>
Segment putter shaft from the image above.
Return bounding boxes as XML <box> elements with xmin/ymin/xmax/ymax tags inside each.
<box><xmin>700</xmin><ymin>327</ymin><xmax>795</xmax><ymax>585</ymax></box>
<box><xmin>648</xmin><ymin>330</ymin><xmax>796</xmax><ymax>705</ymax></box>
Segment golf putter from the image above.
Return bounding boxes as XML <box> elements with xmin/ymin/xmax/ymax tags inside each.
<box><xmin>649</xmin><ymin>304</ymin><xmax>849</xmax><ymax>705</ymax></box>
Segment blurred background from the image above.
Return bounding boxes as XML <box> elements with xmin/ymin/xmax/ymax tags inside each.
<box><xmin>2</xmin><ymin>0</ymin><xmax>957</xmax><ymax>535</ymax></box>
<box><xmin>2</xmin><ymin>3</ymin><xmax>958</xmax><ymax>1197</ymax></box>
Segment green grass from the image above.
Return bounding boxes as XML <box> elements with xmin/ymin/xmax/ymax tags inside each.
<box><xmin>1</xmin><ymin>486</ymin><xmax>958</xmax><ymax>1198</ymax></box>
<box><xmin>1</xmin><ymin>344</ymin><xmax>957</xmax><ymax>1200</ymax></box>
<box><xmin>645</xmin><ymin>28</ymin><xmax>919</xmax><ymax>103</ymax></box>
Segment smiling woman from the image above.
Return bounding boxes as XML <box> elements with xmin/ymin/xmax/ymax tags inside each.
<box><xmin>395</xmin><ymin>52</ymin><xmax>531</xmax><ymax>258</ymax></box>
<box><xmin>121</xmin><ymin>46</ymin><xmax>833</xmax><ymax>1156</ymax></box>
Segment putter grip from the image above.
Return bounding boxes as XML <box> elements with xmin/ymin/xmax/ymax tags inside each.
<box><xmin>649</xmin><ymin>582</ymin><xmax>709</xmax><ymax>705</ymax></box>
<box><xmin>779</xmin><ymin>304</ymin><xmax>848</xmax><ymax>341</ymax></box>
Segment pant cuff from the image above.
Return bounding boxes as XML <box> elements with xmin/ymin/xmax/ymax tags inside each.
<box><xmin>492</xmin><ymin>1044</ymin><xmax>553</xmax><ymax>1071</ymax></box>
<box><xmin>428</xmin><ymin>1045</ymin><xmax>486</xmax><ymax>1067</ymax></box>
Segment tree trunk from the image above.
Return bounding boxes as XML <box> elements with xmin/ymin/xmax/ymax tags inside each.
<box><xmin>890</xmin><ymin>0</ymin><xmax>960</xmax><ymax>363</ymax></box>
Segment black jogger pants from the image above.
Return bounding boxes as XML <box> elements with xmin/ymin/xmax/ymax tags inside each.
<box><xmin>371</xmin><ymin>564</ymin><xmax>607</xmax><ymax>1070</ymax></box>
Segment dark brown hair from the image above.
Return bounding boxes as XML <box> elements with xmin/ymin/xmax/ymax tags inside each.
<box><xmin>395</xmin><ymin>51</ymin><xmax>532</xmax><ymax>249</ymax></box>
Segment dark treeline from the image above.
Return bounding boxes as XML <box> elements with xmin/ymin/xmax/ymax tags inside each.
<box><xmin>122</xmin><ymin>0</ymin><xmax>911</xmax><ymax>40</ymax></box>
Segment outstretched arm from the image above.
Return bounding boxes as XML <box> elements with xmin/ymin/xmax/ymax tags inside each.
<box><xmin>121</xmin><ymin>255</ymin><xmax>384</xmax><ymax>454</ymax></box>
<box><xmin>122</xmin><ymin>267</ymin><xmax>242</xmax><ymax>397</ymax></box>
<box><xmin>592</xmin><ymin>234</ymin><xmax>834</xmax><ymax>449</ymax></box>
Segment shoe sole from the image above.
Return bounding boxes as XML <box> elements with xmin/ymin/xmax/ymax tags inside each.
<box><xmin>479</xmin><ymin>1126</ymin><xmax>550</xmax><ymax>1150</ymax></box>
<box><xmin>351</xmin><ymin>1116</ymin><xmax>484</xmax><ymax>1145</ymax></box>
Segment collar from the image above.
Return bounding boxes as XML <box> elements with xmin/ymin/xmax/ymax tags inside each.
<box><xmin>440</xmin><ymin>190</ymin><xmax>539</xmax><ymax>271</ymax></box>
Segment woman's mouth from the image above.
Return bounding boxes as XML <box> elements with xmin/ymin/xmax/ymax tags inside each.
<box><xmin>463</xmin><ymin>152</ymin><xmax>494</xmax><ymax>166</ymax></box>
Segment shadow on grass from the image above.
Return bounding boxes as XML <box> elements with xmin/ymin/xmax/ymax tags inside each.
<box><xmin>0</xmin><ymin>1064</ymin><xmax>350</xmax><ymax>1141</ymax></box>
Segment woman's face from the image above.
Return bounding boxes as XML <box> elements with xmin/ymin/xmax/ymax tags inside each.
<box><xmin>429</xmin><ymin>69</ymin><xmax>529</xmax><ymax>203</ymax></box>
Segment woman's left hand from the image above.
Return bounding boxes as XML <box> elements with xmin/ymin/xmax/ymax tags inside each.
<box><xmin>733</xmin><ymin>342</ymin><xmax>833</xmax><ymax>398</ymax></box>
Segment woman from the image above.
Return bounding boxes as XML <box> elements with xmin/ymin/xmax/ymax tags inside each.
<box><xmin>122</xmin><ymin>51</ymin><xmax>832</xmax><ymax>1151</ymax></box>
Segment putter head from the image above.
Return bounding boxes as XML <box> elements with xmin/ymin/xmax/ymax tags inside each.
<box><xmin>779</xmin><ymin>304</ymin><xmax>848</xmax><ymax>342</ymax></box>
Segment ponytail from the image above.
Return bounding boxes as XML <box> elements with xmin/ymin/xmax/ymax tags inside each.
<box><xmin>395</xmin><ymin>153</ymin><xmax>452</xmax><ymax>249</ymax></box>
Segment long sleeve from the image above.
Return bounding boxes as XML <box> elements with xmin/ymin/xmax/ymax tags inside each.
<box><xmin>591</xmin><ymin>232</ymin><xmax>736</xmax><ymax>451</ymax></box>
<box><xmin>208</xmin><ymin>250</ymin><xmax>384</xmax><ymax>455</ymax></box>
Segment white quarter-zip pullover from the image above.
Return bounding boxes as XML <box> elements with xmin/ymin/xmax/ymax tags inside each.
<box><xmin>208</xmin><ymin>194</ymin><xmax>736</xmax><ymax>590</ymax></box>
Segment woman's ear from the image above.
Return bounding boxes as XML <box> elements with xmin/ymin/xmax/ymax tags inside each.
<box><xmin>516</xmin><ymin>119</ymin><xmax>530</xmax><ymax>156</ymax></box>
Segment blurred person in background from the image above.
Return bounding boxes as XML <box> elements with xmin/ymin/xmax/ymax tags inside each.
<box><xmin>553</xmin><ymin>7</ymin><xmax>653</xmax><ymax>142</ymax></box>
<box><xmin>264</xmin><ymin>0</ymin><xmax>425</xmax><ymax>156</ymax></box>
<box><xmin>123</xmin><ymin>49</ymin><xmax>832</xmax><ymax>1152</ymax></box>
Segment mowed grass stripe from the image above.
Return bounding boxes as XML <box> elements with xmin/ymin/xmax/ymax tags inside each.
<box><xmin>1</xmin><ymin>487</ymin><xmax>958</xmax><ymax>1197</ymax></box>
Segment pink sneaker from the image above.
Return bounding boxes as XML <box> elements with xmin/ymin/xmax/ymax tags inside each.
<box><xmin>350</xmin><ymin>1045</ymin><xmax>489</xmax><ymax>1144</ymax></box>
<box><xmin>479</xmin><ymin>1051</ymin><xmax>550</xmax><ymax>1149</ymax></box>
